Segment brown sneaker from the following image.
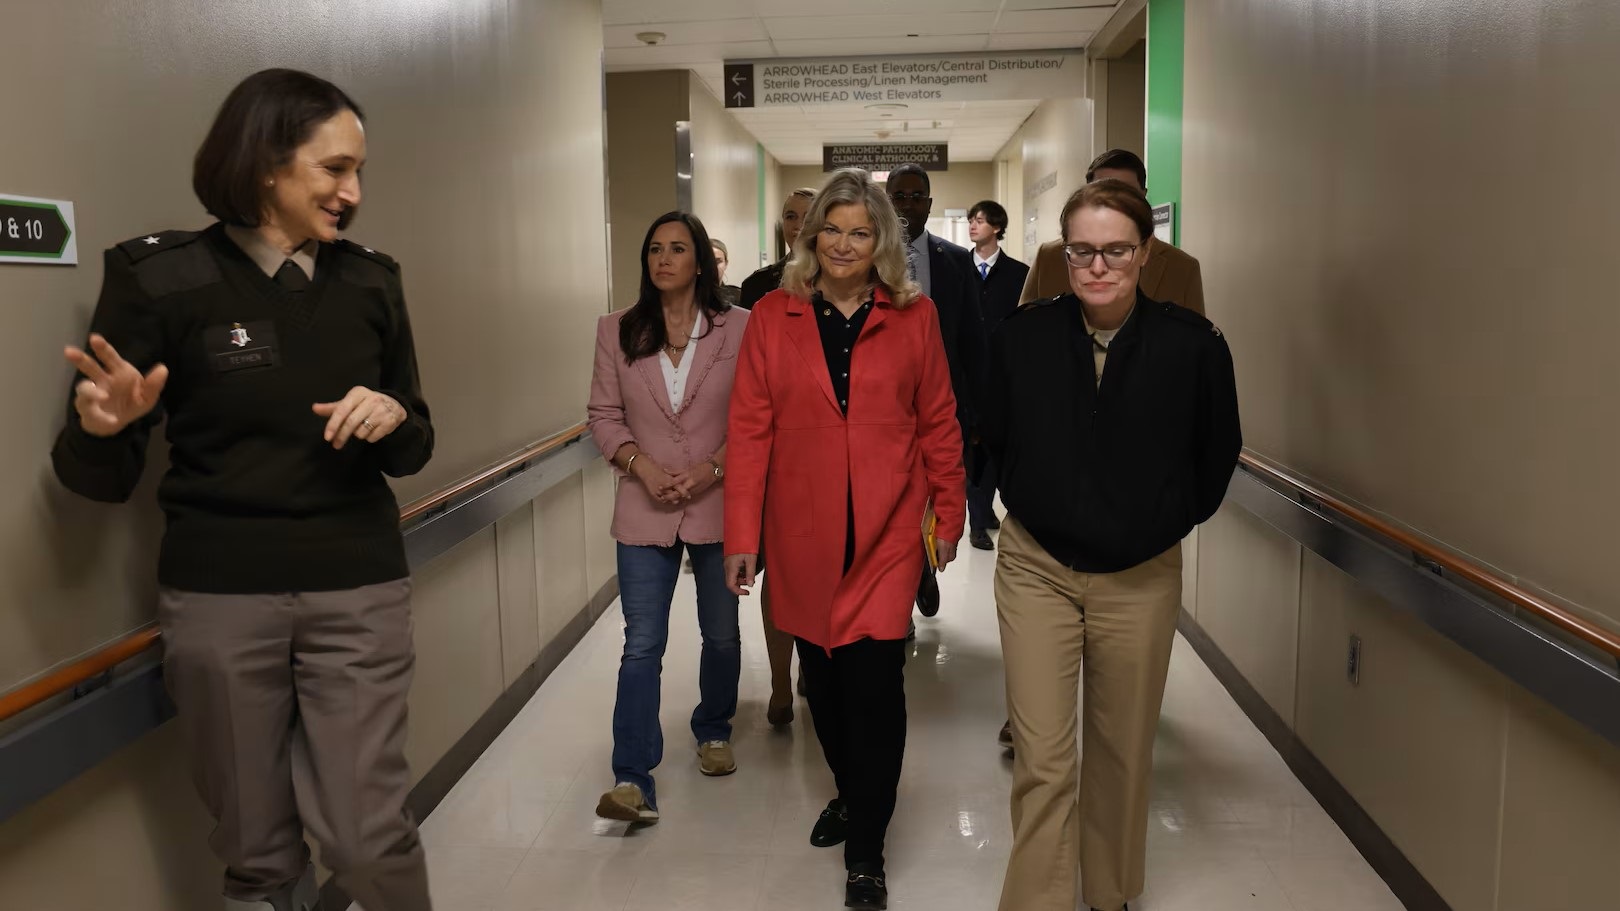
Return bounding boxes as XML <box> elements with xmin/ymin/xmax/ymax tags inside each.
<box><xmin>596</xmin><ymin>782</ymin><xmax>659</xmax><ymax>823</ymax></box>
<box><xmin>698</xmin><ymin>740</ymin><xmax>737</xmax><ymax>776</ymax></box>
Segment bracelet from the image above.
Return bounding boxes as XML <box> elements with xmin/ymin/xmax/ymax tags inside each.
<box><xmin>625</xmin><ymin>452</ymin><xmax>640</xmax><ymax>473</ymax></box>
<box><xmin>709</xmin><ymin>459</ymin><xmax>723</xmax><ymax>479</ymax></box>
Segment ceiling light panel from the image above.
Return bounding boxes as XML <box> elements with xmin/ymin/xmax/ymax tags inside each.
<box><xmin>603</xmin><ymin>0</ymin><xmax>757</xmax><ymax>26</ymax></box>
<box><xmin>761</xmin><ymin>12</ymin><xmax>994</xmax><ymax>41</ymax></box>
<box><xmin>604</xmin><ymin>19</ymin><xmax>768</xmax><ymax>47</ymax></box>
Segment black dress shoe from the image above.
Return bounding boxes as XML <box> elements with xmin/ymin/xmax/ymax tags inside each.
<box><xmin>970</xmin><ymin>528</ymin><xmax>994</xmax><ymax>550</ymax></box>
<box><xmin>810</xmin><ymin>798</ymin><xmax>849</xmax><ymax>847</ymax></box>
<box><xmin>845</xmin><ymin>864</ymin><xmax>888</xmax><ymax>910</ymax></box>
<box><xmin>916</xmin><ymin>570</ymin><xmax>940</xmax><ymax>617</ymax></box>
<box><xmin>985</xmin><ymin>515</ymin><xmax>1001</xmax><ymax>530</ymax></box>
<box><xmin>998</xmin><ymin>720</ymin><xmax>1014</xmax><ymax>750</ymax></box>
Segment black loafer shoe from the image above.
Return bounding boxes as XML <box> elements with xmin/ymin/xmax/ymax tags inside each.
<box><xmin>811</xmin><ymin>798</ymin><xmax>849</xmax><ymax>847</ymax></box>
<box><xmin>970</xmin><ymin>528</ymin><xmax>994</xmax><ymax>550</ymax></box>
<box><xmin>916</xmin><ymin>571</ymin><xmax>940</xmax><ymax>617</ymax></box>
<box><xmin>985</xmin><ymin>516</ymin><xmax>1001</xmax><ymax>530</ymax></box>
<box><xmin>845</xmin><ymin>865</ymin><xmax>888</xmax><ymax>910</ymax></box>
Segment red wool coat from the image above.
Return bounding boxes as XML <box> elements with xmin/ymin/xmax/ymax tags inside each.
<box><xmin>724</xmin><ymin>287</ymin><xmax>966</xmax><ymax>649</ymax></box>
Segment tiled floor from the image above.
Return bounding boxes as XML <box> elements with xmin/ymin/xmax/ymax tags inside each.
<box><xmin>366</xmin><ymin>532</ymin><xmax>1402</xmax><ymax>911</ymax></box>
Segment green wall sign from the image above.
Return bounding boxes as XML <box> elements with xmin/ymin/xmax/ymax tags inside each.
<box><xmin>0</xmin><ymin>194</ymin><xmax>77</xmax><ymax>265</ymax></box>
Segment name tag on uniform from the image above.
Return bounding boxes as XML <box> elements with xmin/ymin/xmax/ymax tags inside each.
<box><xmin>205</xmin><ymin>321</ymin><xmax>280</xmax><ymax>374</ymax></box>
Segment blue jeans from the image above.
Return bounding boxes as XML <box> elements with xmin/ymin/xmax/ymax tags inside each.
<box><xmin>611</xmin><ymin>540</ymin><xmax>740</xmax><ymax>808</ymax></box>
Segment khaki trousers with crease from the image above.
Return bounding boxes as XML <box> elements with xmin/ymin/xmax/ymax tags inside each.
<box><xmin>158</xmin><ymin>578</ymin><xmax>432</xmax><ymax>911</ymax></box>
<box><xmin>994</xmin><ymin>517</ymin><xmax>1181</xmax><ymax>911</ymax></box>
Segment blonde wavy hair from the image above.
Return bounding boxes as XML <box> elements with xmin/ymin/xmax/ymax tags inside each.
<box><xmin>781</xmin><ymin>168</ymin><xmax>921</xmax><ymax>309</ymax></box>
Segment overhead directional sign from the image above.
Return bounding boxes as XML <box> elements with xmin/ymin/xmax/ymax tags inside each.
<box><xmin>723</xmin><ymin>49</ymin><xmax>1084</xmax><ymax>108</ymax></box>
<box><xmin>0</xmin><ymin>194</ymin><xmax>77</xmax><ymax>265</ymax></box>
<box><xmin>824</xmin><ymin>143</ymin><xmax>948</xmax><ymax>173</ymax></box>
<box><xmin>723</xmin><ymin>63</ymin><xmax>755</xmax><ymax>109</ymax></box>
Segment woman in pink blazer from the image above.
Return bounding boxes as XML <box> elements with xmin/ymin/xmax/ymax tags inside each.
<box><xmin>723</xmin><ymin>169</ymin><xmax>965</xmax><ymax>910</ymax></box>
<box><xmin>586</xmin><ymin>212</ymin><xmax>749</xmax><ymax>824</ymax></box>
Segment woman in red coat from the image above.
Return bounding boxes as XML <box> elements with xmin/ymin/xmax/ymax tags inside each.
<box><xmin>724</xmin><ymin>168</ymin><xmax>965</xmax><ymax>910</ymax></box>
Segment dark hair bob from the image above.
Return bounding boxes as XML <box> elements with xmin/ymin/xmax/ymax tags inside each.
<box><xmin>192</xmin><ymin>69</ymin><xmax>365</xmax><ymax>228</ymax></box>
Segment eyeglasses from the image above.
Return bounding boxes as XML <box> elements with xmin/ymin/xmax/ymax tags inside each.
<box><xmin>1063</xmin><ymin>244</ymin><xmax>1141</xmax><ymax>269</ymax></box>
<box><xmin>889</xmin><ymin>192</ymin><xmax>929</xmax><ymax>203</ymax></box>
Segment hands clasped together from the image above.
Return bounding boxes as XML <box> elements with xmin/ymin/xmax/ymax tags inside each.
<box><xmin>627</xmin><ymin>452</ymin><xmax>719</xmax><ymax>507</ymax></box>
<box><xmin>64</xmin><ymin>333</ymin><xmax>403</xmax><ymax>449</ymax></box>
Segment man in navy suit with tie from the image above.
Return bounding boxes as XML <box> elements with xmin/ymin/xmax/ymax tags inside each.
<box><xmin>965</xmin><ymin>200</ymin><xmax>1029</xmax><ymax>551</ymax></box>
<box><xmin>885</xmin><ymin>163</ymin><xmax>987</xmax><ymax>620</ymax></box>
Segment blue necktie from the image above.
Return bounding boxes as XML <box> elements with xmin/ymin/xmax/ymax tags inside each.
<box><xmin>978</xmin><ymin>262</ymin><xmax>989</xmax><ymax>281</ymax></box>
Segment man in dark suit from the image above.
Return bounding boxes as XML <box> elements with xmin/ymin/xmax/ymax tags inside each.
<box><xmin>886</xmin><ymin>163</ymin><xmax>986</xmax><ymax>619</ymax></box>
<box><xmin>965</xmin><ymin>200</ymin><xmax>1030</xmax><ymax>551</ymax></box>
<box><xmin>1018</xmin><ymin>149</ymin><xmax>1205</xmax><ymax>313</ymax></box>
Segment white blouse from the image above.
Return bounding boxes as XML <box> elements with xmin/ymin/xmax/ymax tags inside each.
<box><xmin>660</xmin><ymin>311</ymin><xmax>705</xmax><ymax>412</ymax></box>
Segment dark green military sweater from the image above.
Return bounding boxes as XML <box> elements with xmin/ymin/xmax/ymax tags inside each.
<box><xmin>52</xmin><ymin>224</ymin><xmax>433</xmax><ymax>593</ymax></box>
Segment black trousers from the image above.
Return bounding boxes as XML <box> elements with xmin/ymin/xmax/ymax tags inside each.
<box><xmin>967</xmin><ymin>454</ymin><xmax>999</xmax><ymax>533</ymax></box>
<box><xmin>796</xmin><ymin>635</ymin><xmax>908</xmax><ymax>870</ymax></box>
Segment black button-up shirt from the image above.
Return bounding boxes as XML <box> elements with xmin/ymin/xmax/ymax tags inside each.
<box><xmin>811</xmin><ymin>291</ymin><xmax>874</xmax><ymax>571</ymax></box>
<box><xmin>812</xmin><ymin>292</ymin><xmax>874</xmax><ymax>415</ymax></box>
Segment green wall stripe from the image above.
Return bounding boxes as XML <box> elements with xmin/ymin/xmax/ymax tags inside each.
<box><xmin>1146</xmin><ymin>0</ymin><xmax>1186</xmax><ymax>245</ymax></box>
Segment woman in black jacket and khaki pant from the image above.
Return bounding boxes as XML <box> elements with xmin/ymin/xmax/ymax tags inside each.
<box><xmin>981</xmin><ymin>179</ymin><xmax>1241</xmax><ymax>911</ymax></box>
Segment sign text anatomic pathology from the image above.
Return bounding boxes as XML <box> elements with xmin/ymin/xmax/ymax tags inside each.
<box><xmin>724</xmin><ymin>51</ymin><xmax>1083</xmax><ymax>108</ymax></box>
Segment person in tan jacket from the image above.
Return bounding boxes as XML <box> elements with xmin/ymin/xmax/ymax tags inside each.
<box><xmin>1017</xmin><ymin>149</ymin><xmax>1204</xmax><ymax>314</ymax></box>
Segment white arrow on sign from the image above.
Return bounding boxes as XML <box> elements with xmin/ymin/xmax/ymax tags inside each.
<box><xmin>733</xmin><ymin>91</ymin><xmax>748</xmax><ymax>104</ymax></box>
<box><xmin>731</xmin><ymin>71</ymin><xmax>746</xmax><ymax>86</ymax></box>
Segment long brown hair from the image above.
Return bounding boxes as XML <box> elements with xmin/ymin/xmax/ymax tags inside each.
<box><xmin>618</xmin><ymin>212</ymin><xmax>730</xmax><ymax>363</ymax></box>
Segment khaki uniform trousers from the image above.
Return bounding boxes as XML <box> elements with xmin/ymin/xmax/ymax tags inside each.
<box><xmin>994</xmin><ymin>517</ymin><xmax>1182</xmax><ymax>911</ymax></box>
<box><xmin>157</xmin><ymin>579</ymin><xmax>432</xmax><ymax>910</ymax></box>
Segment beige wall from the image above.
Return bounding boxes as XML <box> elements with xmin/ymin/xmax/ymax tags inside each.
<box><xmin>992</xmin><ymin>95</ymin><xmax>1093</xmax><ymax>262</ymax></box>
<box><xmin>1181</xmin><ymin>1</ymin><xmax>1620</xmax><ymax>907</ymax></box>
<box><xmin>606</xmin><ymin>70</ymin><xmax>764</xmax><ymax>301</ymax></box>
<box><xmin>689</xmin><ymin>79</ymin><xmax>763</xmax><ymax>286</ymax></box>
<box><xmin>605</xmin><ymin>70</ymin><xmax>685</xmax><ymax>310</ymax></box>
<box><xmin>1104</xmin><ymin>42</ymin><xmax>1146</xmax><ymax>158</ymax></box>
<box><xmin>0</xmin><ymin>1</ymin><xmax>617</xmax><ymax>905</ymax></box>
<box><xmin>760</xmin><ymin>151</ymin><xmax>786</xmax><ymax>265</ymax></box>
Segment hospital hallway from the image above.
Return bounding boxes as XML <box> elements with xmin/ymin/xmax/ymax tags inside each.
<box><xmin>378</xmin><ymin>536</ymin><xmax>1398</xmax><ymax>911</ymax></box>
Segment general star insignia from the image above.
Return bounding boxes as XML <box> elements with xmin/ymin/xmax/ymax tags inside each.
<box><xmin>143</xmin><ymin>236</ymin><xmax>160</xmax><ymax>245</ymax></box>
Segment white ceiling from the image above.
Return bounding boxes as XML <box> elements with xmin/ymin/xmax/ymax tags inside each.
<box><xmin>603</xmin><ymin>0</ymin><xmax>1125</xmax><ymax>165</ymax></box>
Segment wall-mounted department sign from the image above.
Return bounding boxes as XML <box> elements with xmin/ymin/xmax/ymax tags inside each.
<box><xmin>724</xmin><ymin>49</ymin><xmax>1085</xmax><ymax>108</ymax></box>
<box><xmin>0</xmin><ymin>194</ymin><xmax>77</xmax><ymax>265</ymax></box>
<box><xmin>823</xmin><ymin>143</ymin><xmax>948</xmax><ymax>173</ymax></box>
<box><xmin>1152</xmin><ymin>202</ymin><xmax>1176</xmax><ymax>244</ymax></box>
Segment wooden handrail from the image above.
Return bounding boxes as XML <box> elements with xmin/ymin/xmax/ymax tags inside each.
<box><xmin>1240</xmin><ymin>450</ymin><xmax>1620</xmax><ymax>659</ymax></box>
<box><xmin>0</xmin><ymin>421</ymin><xmax>592</xmax><ymax>724</ymax></box>
<box><xmin>0</xmin><ymin>626</ymin><xmax>162</xmax><ymax>723</ymax></box>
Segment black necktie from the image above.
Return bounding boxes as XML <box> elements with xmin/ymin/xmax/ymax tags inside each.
<box><xmin>275</xmin><ymin>259</ymin><xmax>310</xmax><ymax>292</ymax></box>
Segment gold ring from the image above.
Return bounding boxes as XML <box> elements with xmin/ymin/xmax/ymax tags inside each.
<box><xmin>362</xmin><ymin>418</ymin><xmax>374</xmax><ymax>429</ymax></box>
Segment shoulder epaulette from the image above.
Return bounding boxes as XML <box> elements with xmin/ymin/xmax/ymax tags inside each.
<box><xmin>115</xmin><ymin>229</ymin><xmax>204</xmax><ymax>264</ymax></box>
<box><xmin>1009</xmin><ymin>292</ymin><xmax>1069</xmax><ymax>318</ymax></box>
<box><xmin>1160</xmin><ymin>302</ymin><xmax>1222</xmax><ymax>337</ymax></box>
<box><xmin>333</xmin><ymin>239</ymin><xmax>400</xmax><ymax>273</ymax></box>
